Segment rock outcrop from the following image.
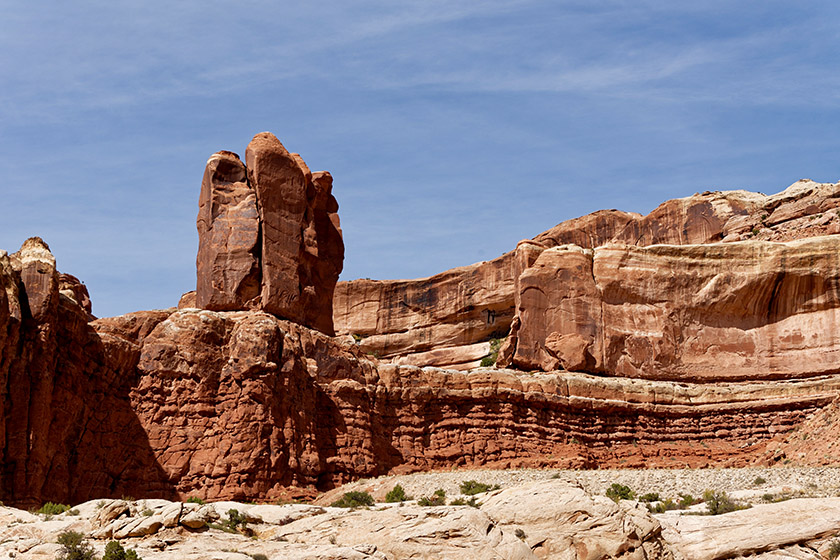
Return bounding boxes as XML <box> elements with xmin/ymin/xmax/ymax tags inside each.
<box><xmin>7</xmin><ymin>479</ymin><xmax>840</xmax><ymax>560</ymax></box>
<box><xmin>335</xmin><ymin>180</ymin><xmax>840</xmax><ymax>369</ymax></box>
<box><xmin>0</xmin><ymin>481</ymin><xmax>675</xmax><ymax>560</ymax></box>
<box><xmin>502</xmin><ymin>236</ymin><xmax>840</xmax><ymax>379</ymax></box>
<box><xmin>658</xmin><ymin>498</ymin><xmax>840</xmax><ymax>560</ymax></box>
<box><xmin>3</xmin><ymin>135</ymin><xmax>839</xmax><ymax>509</ymax></box>
<box><xmin>197</xmin><ymin>133</ymin><xmax>343</xmax><ymax>335</ymax></box>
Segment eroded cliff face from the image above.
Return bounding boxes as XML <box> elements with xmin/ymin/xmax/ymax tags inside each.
<box><xmin>502</xmin><ymin>236</ymin><xmax>840</xmax><ymax>380</ymax></box>
<box><xmin>8</xmin><ymin>274</ymin><xmax>830</xmax><ymax>506</ymax></box>
<box><xmin>335</xmin><ymin>180</ymin><xmax>840</xmax><ymax>369</ymax></box>
<box><xmin>0</xmin><ymin>239</ymin><xmax>173</xmax><ymax>507</ymax></box>
<box><xmin>2</xmin><ymin>136</ymin><xmax>839</xmax><ymax>508</ymax></box>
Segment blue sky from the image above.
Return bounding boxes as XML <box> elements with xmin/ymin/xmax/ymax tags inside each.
<box><xmin>2</xmin><ymin>1</ymin><xmax>839</xmax><ymax>317</ymax></box>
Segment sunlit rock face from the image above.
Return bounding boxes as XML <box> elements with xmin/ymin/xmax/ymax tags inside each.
<box><xmin>504</xmin><ymin>236</ymin><xmax>840</xmax><ymax>381</ymax></box>
<box><xmin>196</xmin><ymin>132</ymin><xmax>343</xmax><ymax>335</ymax></box>
<box><xmin>335</xmin><ymin>180</ymin><xmax>840</xmax><ymax>370</ymax></box>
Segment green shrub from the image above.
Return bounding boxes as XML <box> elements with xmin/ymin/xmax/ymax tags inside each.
<box><xmin>703</xmin><ymin>490</ymin><xmax>750</xmax><ymax>515</ymax></box>
<box><xmin>829</xmin><ymin>539</ymin><xmax>840</xmax><ymax>560</ymax></box>
<box><xmin>678</xmin><ymin>493</ymin><xmax>698</xmax><ymax>509</ymax></box>
<box><xmin>449</xmin><ymin>496</ymin><xmax>479</xmax><ymax>507</ymax></box>
<box><xmin>385</xmin><ymin>484</ymin><xmax>409</xmax><ymax>503</ymax></box>
<box><xmin>330</xmin><ymin>491</ymin><xmax>374</xmax><ymax>508</ymax></box>
<box><xmin>605</xmin><ymin>483</ymin><xmax>635</xmax><ymax>502</ymax></box>
<box><xmin>418</xmin><ymin>489</ymin><xmax>446</xmax><ymax>506</ymax></box>
<box><xmin>186</xmin><ymin>496</ymin><xmax>205</xmax><ymax>505</ymax></box>
<box><xmin>103</xmin><ymin>540</ymin><xmax>141</xmax><ymax>560</ymax></box>
<box><xmin>250</xmin><ymin>554</ymin><xmax>269</xmax><ymax>560</ymax></box>
<box><xmin>639</xmin><ymin>492</ymin><xmax>660</xmax><ymax>503</ymax></box>
<box><xmin>37</xmin><ymin>502</ymin><xmax>71</xmax><ymax>515</ymax></box>
<box><xmin>647</xmin><ymin>498</ymin><xmax>678</xmax><ymax>513</ymax></box>
<box><xmin>226</xmin><ymin>508</ymin><xmax>246</xmax><ymax>530</ymax></box>
<box><xmin>480</xmin><ymin>338</ymin><xmax>504</xmax><ymax>367</ymax></box>
<box><xmin>460</xmin><ymin>480</ymin><xmax>500</xmax><ymax>496</ymax></box>
<box><xmin>57</xmin><ymin>530</ymin><xmax>96</xmax><ymax>560</ymax></box>
<box><xmin>753</xmin><ymin>476</ymin><xmax>766</xmax><ymax>486</ymax></box>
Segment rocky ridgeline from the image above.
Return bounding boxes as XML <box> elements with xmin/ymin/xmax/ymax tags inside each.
<box><xmin>1</xmin><ymin>132</ymin><xmax>840</xmax><ymax>512</ymax></box>
<box><xmin>335</xmin><ymin>180</ymin><xmax>840</xmax><ymax>373</ymax></box>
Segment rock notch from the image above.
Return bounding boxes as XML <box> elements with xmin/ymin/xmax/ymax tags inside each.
<box><xmin>196</xmin><ymin>132</ymin><xmax>343</xmax><ymax>335</ymax></box>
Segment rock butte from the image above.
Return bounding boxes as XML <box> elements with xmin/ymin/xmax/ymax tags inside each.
<box><xmin>0</xmin><ymin>133</ymin><xmax>839</xmax><ymax>510</ymax></box>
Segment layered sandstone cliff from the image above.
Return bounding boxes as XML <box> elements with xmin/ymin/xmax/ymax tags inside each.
<box><xmin>335</xmin><ymin>180</ymin><xmax>840</xmax><ymax>369</ymax></box>
<box><xmin>5</xmin><ymin>257</ymin><xmax>832</xmax><ymax>507</ymax></box>
<box><xmin>501</xmin><ymin>236</ymin><xmax>840</xmax><ymax>379</ymax></box>
<box><xmin>2</xmin><ymin>134</ymin><xmax>839</xmax><ymax>509</ymax></box>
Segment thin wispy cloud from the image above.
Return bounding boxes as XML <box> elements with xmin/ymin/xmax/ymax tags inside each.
<box><xmin>2</xmin><ymin>1</ymin><xmax>839</xmax><ymax>315</ymax></box>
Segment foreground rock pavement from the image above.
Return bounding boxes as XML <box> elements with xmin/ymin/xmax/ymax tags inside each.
<box><xmin>0</xmin><ymin>480</ymin><xmax>672</xmax><ymax>560</ymax></box>
<box><xmin>5</xmin><ymin>477</ymin><xmax>840</xmax><ymax>559</ymax></box>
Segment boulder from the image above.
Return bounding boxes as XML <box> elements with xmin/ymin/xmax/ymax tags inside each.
<box><xmin>481</xmin><ymin>480</ymin><xmax>672</xmax><ymax>559</ymax></box>
<box><xmin>180</xmin><ymin>503</ymin><xmax>220</xmax><ymax>529</ymax></box>
<box><xmin>94</xmin><ymin>500</ymin><xmax>130</xmax><ymax>527</ymax></box>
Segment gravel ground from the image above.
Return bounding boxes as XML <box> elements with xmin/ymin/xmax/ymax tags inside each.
<box><xmin>319</xmin><ymin>467</ymin><xmax>840</xmax><ymax>505</ymax></box>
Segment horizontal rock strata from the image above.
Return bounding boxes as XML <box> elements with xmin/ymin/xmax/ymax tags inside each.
<box><xmin>4</xmin><ymin>136</ymin><xmax>840</xmax><ymax>509</ymax></box>
<box><xmin>4</xmin><ymin>245</ymin><xmax>834</xmax><ymax>506</ymax></box>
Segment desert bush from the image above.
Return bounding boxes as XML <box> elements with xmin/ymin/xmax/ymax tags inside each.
<box><xmin>460</xmin><ymin>480</ymin><xmax>500</xmax><ymax>495</ymax></box>
<box><xmin>418</xmin><ymin>489</ymin><xmax>446</xmax><ymax>507</ymax></box>
<box><xmin>37</xmin><ymin>502</ymin><xmax>71</xmax><ymax>515</ymax></box>
<box><xmin>56</xmin><ymin>530</ymin><xmax>96</xmax><ymax>560</ymax></box>
<box><xmin>639</xmin><ymin>492</ymin><xmax>660</xmax><ymax>503</ymax></box>
<box><xmin>385</xmin><ymin>484</ymin><xmax>409</xmax><ymax>503</ymax></box>
<box><xmin>186</xmin><ymin>496</ymin><xmax>205</xmax><ymax>505</ymax></box>
<box><xmin>703</xmin><ymin>490</ymin><xmax>750</xmax><ymax>515</ymax></box>
<box><xmin>678</xmin><ymin>493</ymin><xmax>699</xmax><ymax>509</ymax></box>
<box><xmin>647</xmin><ymin>498</ymin><xmax>678</xmax><ymax>513</ymax></box>
<box><xmin>449</xmin><ymin>496</ymin><xmax>479</xmax><ymax>507</ymax></box>
<box><xmin>480</xmin><ymin>338</ymin><xmax>504</xmax><ymax>367</ymax></box>
<box><xmin>753</xmin><ymin>476</ymin><xmax>766</xmax><ymax>486</ymax></box>
<box><xmin>250</xmin><ymin>554</ymin><xmax>269</xmax><ymax>560</ymax></box>
<box><xmin>605</xmin><ymin>483</ymin><xmax>635</xmax><ymax>502</ymax></box>
<box><xmin>226</xmin><ymin>508</ymin><xmax>246</xmax><ymax>530</ymax></box>
<box><xmin>828</xmin><ymin>539</ymin><xmax>840</xmax><ymax>560</ymax></box>
<box><xmin>331</xmin><ymin>491</ymin><xmax>374</xmax><ymax>508</ymax></box>
<box><xmin>103</xmin><ymin>540</ymin><xmax>141</xmax><ymax>560</ymax></box>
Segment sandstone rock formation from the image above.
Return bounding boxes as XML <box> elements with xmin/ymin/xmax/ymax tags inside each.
<box><xmin>3</xmin><ymin>136</ymin><xmax>840</xmax><ymax>510</ymax></box>
<box><xmin>5</xmin><ymin>242</ymin><xmax>834</xmax><ymax>507</ymax></box>
<box><xmin>197</xmin><ymin>133</ymin><xmax>343</xmax><ymax>335</ymax></box>
<box><xmin>502</xmin><ymin>236</ymin><xmax>840</xmax><ymax>379</ymax></box>
<box><xmin>658</xmin><ymin>498</ymin><xmax>840</xmax><ymax>560</ymax></box>
<box><xmin>0</xmin><ymin>480</ymin><xmax>675</xmax><ymax>560</ymax></box>
<box><xmin>335</xmin><ymin>180</ymin><xmax>840</xmax><ymax>369</ymax></box>
<box><xmin>0</xmin><ymin>239</ymin><xmax>174</xmax><ymax>507</ymax></box>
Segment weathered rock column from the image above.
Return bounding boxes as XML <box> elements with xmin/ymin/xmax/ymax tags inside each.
<box><xmin>196</xmin><ymin>133</ymin><xmax>344</xmax><ymax>335</ymax></box>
